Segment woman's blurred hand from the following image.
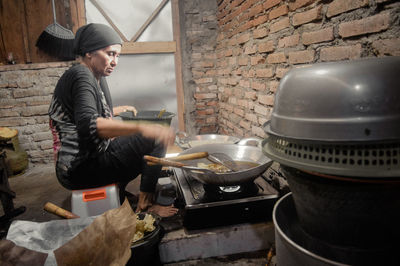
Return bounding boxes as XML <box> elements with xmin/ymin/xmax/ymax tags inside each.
<box><xmin>113</xmin><ymin>105</ymin><xmax>137</xmax><ymax>116</ymax></box>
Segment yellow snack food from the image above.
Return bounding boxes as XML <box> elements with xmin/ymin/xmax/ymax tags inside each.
<box><xmin>132</xmin><ymin>213</ymin><xmax>156</xmax><ymax>243</ymax></box>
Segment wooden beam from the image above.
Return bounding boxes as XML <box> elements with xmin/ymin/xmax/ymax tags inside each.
<box><xmin>121</xmin><ymin>41</ymin><xmax>176</xmax><ymax>54</ymax></box>
<box><xmin>20</xmin><ymin>0</ymin><xmax>31</xmax><ymax>63</ymax></box>
<box><xmin>69</xmin><ymin>0</ymin><xmax>86</xmax><ymax>33</ymax></box>
<box><xmin>89</xmin><ymin>0</ymin><xmax>128</xmax><ymax>42</ymax></box>
<box><xmin>171</xmin><ymin>0</ymin><xmax>185</xmax><ymax>131</ymax></box>
<box><xmin>130</xmin><ymin>0</ymin><xmax>169</xmax><ymax>42</ymax></box>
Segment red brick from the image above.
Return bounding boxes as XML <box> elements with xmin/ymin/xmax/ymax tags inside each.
<box><xmin>239</xmin><ymin>79</ymin><xmax>250</xmax><ymax>88</ymax></box>
<box><xmin>253</xmin><ymin>27</ymin><xmax>268</xmax><ymax>39</ymax></box>
<box><xmin>245</xmin><ymin>91</ymin><xmax>257</xmax><ymax>100</ymax></box>
<box><xmin>320</xmin><ymin>44</ymin><xmax>362</xmax><ymax>61</ymax></box>
<box><xmin>237</xmin><ymin>33</ymin><xmax>251</xmax><ymax>44</ymax></box>
<box><xmin>239</xmin><ymin>12</ymin><xmax>250</xmax><ymax>24</ymax></box>
<box><xmin>252</xmin><ymin>125</ymin><xmax>267</xmax><ymax>138</ymax></box>
<box><xmin>269</xmin><ymin>5</ymin><xmax>289</xmax><ymax>20</ymax></box>
<box><xmin>276</xmin><ymin>67</ymin><xmax>290</xmax><ymax>78</ymax></box>
<box><xmin>270</xmin><ymin>17</ymin><xmax>290</xmax><ymax>33</ymax></box>
<box><xmin>258</xmin><ymin>94</ymin><xmax>275</xmax><ymax>105</ymax></box>
<box><xmin>245</xmin><ymin>113</ymin><xmax>258</xmax><ymax>123</ymax></box>
<box><xmin>195</xmin><ymin>77</ymin><xmax>213</xmax><ymax>84</ymax></box>
<box><xmin>231</xmin><ymin>0</ymin><xmax>246</xmax><ymax>9</ymax></box>
<box><xmin>327</xmin><ymin>0</ymin><xmax>369</xmax><ymax>18</ymax></box>
<box><xmin>248</xmin><ymin>3</ymin><xmax>264</xmax><ymax>18</ymax></box>
<box><xmin>234</xmin><ymin>126</ymin><xmax>244</xmax><ymax>136</ymax></box>
<box><xmin>240</xmin><ymin>0</ymin><xmax>256</xmax><ymax>13</ymax></box>
<box><xmin>254</xmin><ymin>104</ymin><xmax>269</xmax><ymax>115</ymax></box>
<box><xmin>292</xmin><ymin>5</ymin><xmax>323</xmax><ymax>26</ymax></box>
<box><xmin>216</xmin><ymin>60</ymin><xmax>228</xmax><ymax>68</ymax></box>
<box><xmin>233</xmin><ymin>88</ymin><xmax>243</xmax><ymax>97</ymax></box>
<box><xmin>237</xmin><ymin>99</ymin><xmax>249</xmax><ymax>108</ymax></box>
<box><xmin>288</xmin><ymin>50</ymin><xmax>315</xmax><ymax>64</ymax></box>
<box><xmin>228</xmin><ymin>77</ymin><xmax>239</xmax><ymax>85</ymax></box>
<box><xmin>225</xmin><ymin>49</ymin><xmax>233</xmax><ymax>56</ymax></box>
<box><xmin>267</xmin><ymin>52</ymin><xmax>286</xmax><ymax>63</ymax></box>
<box><xmin>269</xmin><ymin>81</ymin><xmax>280</xmax><ymax>92</ymax></box>
<box><xmin>263</xmin><ymin>0</ymin><xmax>281</xmax><ymax>10</ymax></box>
<box><xmin>258</xmin><ymin>40</ymin><xmax>275</xmax><ymax>53</ymax></box>
<box><xmin>234</xmin><ymin>108</ymin><xmax>245</xmax><ymax>117</ymax></box>
<box><xmin>240</xmin><ymin>120</ymin><xmax>251</xmax><ymax>130</ymax></box>
<box><xmin>250</xmin><ymin>55</ymin><xmax>266</xmax><ymax>65</ymax></box>
<box><xmin>238</xmin><ymin>57</ymin><xmax>249</xmax><ymax>65</ymax></box>
<box><xmin>244</xmin><ymin>45</ymin><xmax>257</xmax><ymax>55</ymax></box>
<box><xmin>256</xmin><ymin>68</ymin><xmax>274</xmax><ymax>78</ymax></box>
<box><xmin>252</xmin><ymin>14</ymin><xmax>268</xmax><ymax>27</ymax></box>
<box><xmin>218</xmin><ymin>0</ymin><xmax>229</xmax><ymax>11</ymax></box>
<box><xmin>238</xmin><ymin>20</ymin><xmax>254</xmax><ymax>34</ymax></box>
<box><xmin>200</xmin><ymin>125</ymin><xmax>217</xmax><ymax>134</ymax></box>
<box><xmin>278</xmin><ymin>34</ymin><xmax>300</xmax><ymax>48</ymax></box>
<box><xmin>196</xmin><ymin>108</ymin><xmax>214</xmax><ymax>116</ymax></box>
<box><xmin>228</xmin><ymin>57</ymin><xmax>237</xmax><ymax>66</ymax></box>
<box><xmin>302</xmin><ymin>27</ymin><xmax>334</xmax><ymax>45</ymax></box>
<box><xmin>205</xmin><ymin>70</ymin><xmax>217</xmax><ymax>77</ymax></box>
<box><xmin>372</xmin><ymin>38</ymin><xmax>400</xmax><ymax>56</ymax></box>
<box><xmin>192</xmin><ymin>61</ymin><xmax>214</xmax><ymax>68</ymax></box>
<box><xmin>289</xmin><ymin>0</ymin><xmax>317</xmax><ymax>11</ymax></box>
<box><xmin>192</xmin><ymin>70</ymin><xmax>204</xmax><ymax>78</ymax></box>
<box><xmin>206</xmin><ymin>116</ymin><xmax>217</xmax><ymax>123</ymax></box>
<box><xmin>251</xmin><ymin>81</ymin><xmax>266</xmax><ymax>91</ymax></box>
<box><xmin>339</xmin><ymin>13</ymin><xmax>390</xmax><ymax>38</ymax></box>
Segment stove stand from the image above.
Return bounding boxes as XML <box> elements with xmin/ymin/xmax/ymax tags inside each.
<box><xmin>173</xmin><ymin>168</ymin><xmax>279</xmax><ymax>230</ymax></box>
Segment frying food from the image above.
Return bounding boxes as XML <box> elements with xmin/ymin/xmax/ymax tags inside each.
<box><xmin>132</xmin><ymin>213</ymin><xmax>156</xmax><ymax>243</ymax></box>
<box><xmin>198</xmin><ymin>162</ymin><xmax>230</xmax><ymax>173</ymax></box>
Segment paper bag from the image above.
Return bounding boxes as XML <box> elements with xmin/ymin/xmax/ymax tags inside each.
<box><xmin>54</xmin><ymin>199</ymin><xmax>136</xmax><ymax>266</ymax></box>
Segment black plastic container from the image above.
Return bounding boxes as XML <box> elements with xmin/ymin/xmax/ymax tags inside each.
<box><xmin>119</xmin><ymin>111</ymin><xmax>175</xmax><ymax>126</ymax></box>
<box><xmin>127</xmin><ymin>224</ymin><xmax>164</xmax><ymax>266</ymax></box>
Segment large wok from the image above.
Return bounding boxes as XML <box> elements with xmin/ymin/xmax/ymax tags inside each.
<box><xmin>177</xmin><ymin>138</ymin><xmax>272</xmax><ymax>186</ymax></box>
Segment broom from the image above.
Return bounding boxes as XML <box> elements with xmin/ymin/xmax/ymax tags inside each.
<box><xmin>36</xmin><ymin>0</ymin><xmax>75</xmax><ymax>60</ymax></box>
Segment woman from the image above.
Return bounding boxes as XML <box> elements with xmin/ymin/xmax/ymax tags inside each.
<box><xmin>48</xmin><ymin>23</ymin><xmax>178</xmax><ymax>217</ymax></box>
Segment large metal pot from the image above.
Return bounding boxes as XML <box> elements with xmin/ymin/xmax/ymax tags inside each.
<box><xmin>273</xmin><ymin>193</ymin><xmax>398</xmax><ymax>266</ymax></box>
<box><xmin>177</xmin><ymin>138</ymin><xmax>272</xmax><ymax>186</ymax></box>
<box><xmin>175</xmin><ymin>132</ymin><xmax>240</xmax><ymax>150</ymax></box>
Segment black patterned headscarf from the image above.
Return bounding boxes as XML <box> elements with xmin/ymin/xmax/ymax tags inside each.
<box><xmin>73</xmin><ymin>23</ymin><xmax>122</xmax><ymax>56</ymax></box>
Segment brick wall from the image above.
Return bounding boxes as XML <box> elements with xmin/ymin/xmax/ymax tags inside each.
<box><xmin>188</xmin><ymin>0</ymin><xmax>400</xmax><ymax>137</ymax></box>
<box><xmin>180</xmin><ymin>0</ymin><xmax>220</xmax><ymax>135</ymax></box>
<box><xmin>0</xmin><ymin>62</ymin><xmax>72</xmax><ymax>166</ymax></box>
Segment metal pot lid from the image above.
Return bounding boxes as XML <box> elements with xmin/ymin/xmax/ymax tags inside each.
<box><xmin>267</xmin><ymin>56</ymin><xmax>400</xmax><ymax>142</ymax></box>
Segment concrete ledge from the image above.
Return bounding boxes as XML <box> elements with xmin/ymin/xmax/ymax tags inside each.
<box><xmin>159</xmin><ymin>221</ymin><xmax>275</xmax><ymax>263</ymax></box>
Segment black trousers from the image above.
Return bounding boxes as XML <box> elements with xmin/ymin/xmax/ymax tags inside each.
<box><xmin>58</xmin><ymin>134</ymin><xmax>166</xmax><ymax>193</ymax></box>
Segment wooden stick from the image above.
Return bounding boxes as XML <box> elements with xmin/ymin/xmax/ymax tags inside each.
<box><xmin>144</xmin><ymin>155</ymin><xmax>185</xmax><ymax>167</ymax></box>
<box><xmin>167</xmin><ymin>152</ymin><xmax>208</xmax><ymax>161</ymax></box>
<box><xmin>44</xmin><ymin>202</ymin><xmax>80</xmax><ymax>219</ymax></box>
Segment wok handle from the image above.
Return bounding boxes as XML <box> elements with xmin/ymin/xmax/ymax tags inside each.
<box><xmin>144</xmin><ymin>155</ymin><xmax>185</xmax><ymax>167</ymax></box>
<box><xmin>167</xmin><ymin>152</ymin><xmax>208</xmax><ymax>161</ymax></box>
<box><xmin>44</xmin><ymin>202</ymin><xmax>80</xmax><ymax>219</ymax></box>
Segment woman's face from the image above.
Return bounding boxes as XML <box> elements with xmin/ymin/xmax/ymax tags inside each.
<box><xmin>87</xmin><ymin>44</ymin><xmax>121</xmax><ymax>79</ymax></box>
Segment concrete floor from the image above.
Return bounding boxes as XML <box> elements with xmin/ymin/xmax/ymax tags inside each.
<box><xmin>1</xmin><ymin>164</ymin><xmax>273</xmax><ymax>265</ymax></box>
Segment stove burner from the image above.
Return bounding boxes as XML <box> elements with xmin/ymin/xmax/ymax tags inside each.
<box><xmin>173</xmin><ymin>168</ymin><xmax>280</xmax><ymax>230</ymax></box>
<box><xmin>219</xmin><ymin>186</ymin><xmax>240</xmax><ymax>193</ymax></box>
<box><xmin>203</xmin><ymin>182</ymin><xmax>259</xmax><ymax>201</ymax></box>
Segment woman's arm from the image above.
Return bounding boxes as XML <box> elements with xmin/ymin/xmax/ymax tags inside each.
<box><xmin>113</xmin><ymin>105</ymin><xmax>137</xmax><ymax>116</ymax></box>
<box><xmin>96</xmin><ymin>118</ymin><xmax>175</xmax><ymax>147</ymax></box>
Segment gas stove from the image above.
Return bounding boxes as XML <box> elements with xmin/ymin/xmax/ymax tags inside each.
<box><xmin>172</xmin><ymin>168</ymin><xmax>279</xmax><ymax>230</ymax></box>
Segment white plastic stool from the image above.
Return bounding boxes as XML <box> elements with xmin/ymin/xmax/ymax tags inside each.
<box><xmin>71</xmin><ymin>184</ymin><xmax>120</xmax><ymax>218</ymax></box>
